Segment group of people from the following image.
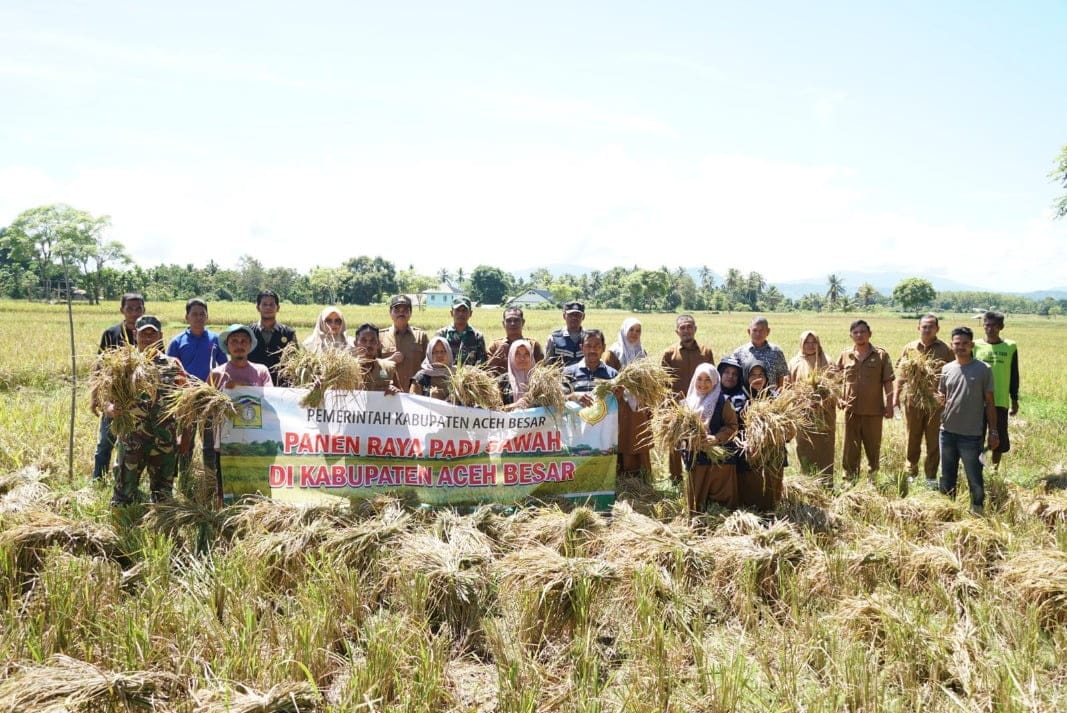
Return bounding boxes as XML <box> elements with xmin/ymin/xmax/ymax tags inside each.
<box><xmin>91</xmin><ymin>291</ymin><xmax>1019</xmax><ymax>516</ymax></box>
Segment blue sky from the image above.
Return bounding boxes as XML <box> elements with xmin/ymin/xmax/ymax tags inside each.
<box><xmin>2</xmin><ymin>1</ymin><xmax>1065</xmax><ymax>291</ymax></box>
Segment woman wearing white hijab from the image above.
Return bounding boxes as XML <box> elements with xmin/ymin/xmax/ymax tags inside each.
<box><xmin>303</xmin><ymin>306</ymin><xmax>351</xmax><ymax>353</ymax></box>
<box><xmin>410</xmin><ymin>336</ymin><xmax>454</xmax><ymax>400</ymax></box>
<box><xmin>605</xmin><ymin>317</ymin><xmax>652</xmax><ymax>477</ymax></box>
<box><xmin>682</xmin><ymin>363</ymin><xmax>739</xmax><ymax>513</ymax></box>
<box><xmin>500</xmin><ymin>339</ymin><xmax>535</xmax><ymax>411</ymax></box>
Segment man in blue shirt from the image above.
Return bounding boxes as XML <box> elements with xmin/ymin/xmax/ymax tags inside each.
<box><xmin>167</xmin><ymin>298</ymin><xmax>226</xmax><ymax>493</ymax></box>
<box><xmin>564</xmin><ymin>329</ymin><xmax>618</xmax><ymax>406</ymax></box>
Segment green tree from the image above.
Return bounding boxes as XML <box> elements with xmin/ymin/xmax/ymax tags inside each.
<box><xmin>467</xmin><ymin>265</ymin><xmax>513</xmax><ymax>305</ymax></box>
<box><xmin>892</xmin><ymin>277</ymin><xmax>936</xmax><ymax>314</ymax></box>
<box><xmin>236</xmin><ymin>255</ymin><xmax>266</xmax><ymax>302</ymax></box>
<box><xmin>3</xmin><ymin>204</ymin><xmax>109</xmax><ymax>300</ymax></box>
<box><xmin>341</xmin><ymin>256</ymin><xmax>397</xmax><ymax>304</ymax></box>
<box><xmin>1051</xmin><ymin>144</ymin><xmax>1067</xmax><ymax>220</ymax></box>
<box><xmin>855</xmin><ymin>282</ymin><xmax>879</xmax><ymax>309</ymax></box>
<box><xmin>826</xmin><ymin>274</ymin><xmax>846</xmax><ymax>311</ymax></box>
<box><xmin>309</xmin><ymin>266</ymin><xmax>347</xmax><ymax>304</ymax></box>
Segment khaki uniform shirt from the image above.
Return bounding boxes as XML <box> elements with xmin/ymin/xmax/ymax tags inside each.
<box><xmin>837</xmin><ymin>345</ymin><xmax>894</xmax><ymax>415</ymax></box>
<box><xmin>660</xmin><ymin>342</ymin><xmax>716</xmax><ymax>397</ymax></box>
<box><xmin>361</xmin><ymin>359</ymin><xmax>403</xmax><ymax>393</ymax></box>
<box><xmin>379</xmin><ymin>326</ymin><xmax>428</xmax><ymax>389</ymax></box>
<box><xmin>485</xmin><ymin>336</ymin><xmax>544</xmax><ymax>377</ymax></box>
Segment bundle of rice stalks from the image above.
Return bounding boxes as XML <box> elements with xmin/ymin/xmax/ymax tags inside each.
<box><xmin>896</xmin><ymin>350</ymin><xmax>943</xmax><ymax>414</ymax></box>
<box><xmin>448</xmin><ymin>363</ymin><xmax>504</xmax><ymax>410</ymax></box>
<box><xmin>885</xmin><ymin>494</ymin><xmax>960</xmax><ymax>531</ymax></box>
<box><xmin>0</xmin><ymin>467</ymin><xmax>51</xmax><ymax>514</ymax></box>
<box><xmin>223</xmin><ymin>496</ymin><xmax>352</xmax><ymax>539</ymax></box>
<box><xmin>191</xmin><ymin>681</ymin><xmax>321</xmax><ymax>712</ymax></box>
<box><xmin>88</xmin><ymin>343</ymin><xmax>164</xmax><ymax>435</ymax></box>
<box><xmin>996</xmin><ymin>549</ymin><xmax>1067</xmax><ymax>626</ymax></box>
<box><xmin>593</xmin><ymin>359</ymin><xmax>672</xmax><ymax>409</ymax></box>
<box><xmin>705</xmin><ymin>523</ymin><xmax>808</xmax><ymax>616</ymax></box>
<box><xmin>384</xmin><ymin>528</ymin><xmax>495</xmax><ymax>639</ymax></box>
<box><xmin>493</xmin><ymin>545</ymin><xmax>617</xmax><ymax>645</ymax></box>
<box><xmin>524</xmin><ymin>360</ymin><xmax>567</xmax><ymax>414</ymax></box>
<box><xmin>162</xmin><ymin>377</ymin><xmax>237</xmax><ymax>433</ymax></box>
<box><xmin>235</xmin><ymin>519</ymin><xmax>335</xmax><ymax>591</ymax></box>
<box><xmin>829</xmin><ymin>481</ymin><xmax>889</xmax><ymax>524</ymax></box>
<box><xmin>0</xmin><ymin>511</ymin><xmax>122</xmax><ymax>574</ymax></box>
<box><xmin>939</xmin><ymin>518</ymin><xmax>1010</xmax><ymax>573</ymax></box>
<box><xmin>141</xmin><ymin>499</ymin><xmax>229</xmax><ymax>552</ymax></box>
<box><xmin>845</xmin><ymin>530</ymin><xmax>906</xmax><ymax>590</ymax></box>
<box><xmin>899</xmin><ymin>544</ymin><xmax>962</xmax><ymax>593</ymax></box>
<box><xmin>645</xmin><ymin>399</ymin><xmax>729</xmax><ymax>463</ymax></box>
<box><xmin>506</xmin><ymin>505</ymin><xmax>605</xmax><ymax>555</ymax></box>
<box><xmin>588</xmin><ymin>502</ymin><xmax>715</xmax><ymax>583</ymax></box>
<box><xmin>738</xmin><ymin>389</ymin><xmax>815</xmax><ymax>469</ymax></box>
<box><xmin>786</xmin><ymin>367</ymin><xmax>844</xmax><ymax>431</ymax></box>
<box><xmin>0</xmin><ymin>654</ymin><xmax>185</xmax><ymax>711</ymax></box>
<box><xmin>323</xmin><ymin>502</ymin><xmax>413</xmax><ymax>569</ymax></box>
<box><xmin>276</xmin><ymin>343</ymin><xmax>364</xmax><ymax>407</ymax></box>
<box><xmin>1028</xmin><ymin>492</ymin><xmax>1067</xmax><ymax>528</ymax></box>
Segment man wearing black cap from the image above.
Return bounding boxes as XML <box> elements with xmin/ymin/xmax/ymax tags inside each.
<box><xmin>435</xmin><ymin>297</ymin><xmax>487</xmax><ymax>366</ymax></box>
<box><xmin>486</xmin><ymin>306</ymin><xmax>545</xmax><ymax>377</ymax></box>
<box><xmin>380</xmin><ymin>294</ymin><xmax>428</xmax><ymax>388</ymax></box>
<box><xmin>544</xmin><ymin>301</ymin><xmax>588</xmax><ymax>368</ymax></box>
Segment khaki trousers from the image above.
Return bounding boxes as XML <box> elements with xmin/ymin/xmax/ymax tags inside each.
<box><xmin>842</xmin><ymin>412</ymin><xmax>883</xmax><ymax>479</ymax></box>
<box><xmin>904</xmin><ymin>403</ymin><xmax>942</xmax><ymax>479</ymax></box>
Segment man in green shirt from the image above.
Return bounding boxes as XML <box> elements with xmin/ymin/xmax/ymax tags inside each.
<box><xmin>972</xmin><ymin>311</ymin><xmax>1019</xmax><ymax>470</ymax></box>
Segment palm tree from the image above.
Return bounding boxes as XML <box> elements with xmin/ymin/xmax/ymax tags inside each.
<box><xmin>826</xmin><ymin>274</ymin><xmax>846</xmax><ymax>311</ymax></box>
<box><xmin>436</xmin><ymin>268</ymin><xmax>452</xmax><ymax>285</ymax></box>
<box><xmin>856</xmin><ymin>282</ymin><xmax>877</xmax><ymax>309</ymax></box>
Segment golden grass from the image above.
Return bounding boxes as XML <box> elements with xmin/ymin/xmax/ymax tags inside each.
<box><xmin>738</xmin><ymin>387</ymin><xmax>815</xmax><ymax>469</ymax></box>
<box><xmin>646</xmin><ymin>398</ymin><xmax>728</xmax><ymax>462</ymax></box>
<box><xmin>161</xmin><ymin>377</ymin><xmax>237</xmax><ymax>433</ymax></box>
<box><xmin>997</xmin><ymin>549</ymin><xmax>1067</xmax><ymax>626</ymax></box>
<box><xmin>786</xmin><ymin>366</ymin><xmax>843</xmax><ymax>431</ymax></box>
<box><xmin>448</xmin><ymin>363</ymin><xmax>504</xmax><ymax>410</ymax></box>
<box><xmin>191</xmin><ymin>681</ymin><xmax>322</xmax><ymax>712</ymax></box>
<box><xmin>276</xmin><ymin>343</ymin><xmax>364</xmax><ymax>408</ymax></box>
<box><xmin>87</xmin><ymin>344</ymin><xmax>165</xmax><ymax>435</ymax></box>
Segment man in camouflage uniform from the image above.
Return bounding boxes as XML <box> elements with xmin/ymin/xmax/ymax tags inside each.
<box><xmin>435</xmin><ymin>297</ymin><xmax>487</xmax><ymax>366</ymax></box>
<box><xmin>110</xmin><ymin>315</ymin><xmax>188</xmax><ymax>506</ymax></box>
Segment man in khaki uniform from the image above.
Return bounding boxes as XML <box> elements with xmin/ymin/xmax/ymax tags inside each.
<box><xmin>486</xmin><ymin>307</ymin><xmax>545</xmax><ymax>377</ymax></box>
<box><xmin>893</xmin><ymin>313</ymin><xmax>954</xmax><ymax>484</ymax></box>
<box><xmin>837</xmin><ymin>319</ymin><xmax>894</xmax><ymax>481</ymax></box>
<box><xmin>354</xmin><ymin>323</ymin><xmax>403</xmax><ymax>394</ymax></box>
<box><xmin>379</xmin><ymin>294</ymin><xmax>428</xmax><ymax>390</ymax></box>
<box><xmin>660</xmin><ymin>314</ymin><xmax>716</xmax><ymax>481</ymax></box>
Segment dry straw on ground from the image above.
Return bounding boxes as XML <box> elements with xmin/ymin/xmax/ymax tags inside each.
<box><xmin>0</xmin><ymin>654</ymin><xmax>185</xmax><ymax>711</ymax></box>
<box><xmin>0</xmin><ymin>510</ymin><xmax>122</xmax><ymax>574</ymax></box>
<box><xmin>276</xmin><ymin>343</ymin><xmax>364</xmax><ymax>408</ymax></box>
<box><xmin>448</xmin><ymin>363</ymin><xmax>504</xmax><ymax>410</ymax></box>
<box><xmin>896</xmin><ymin>351</ymin><xmax>944</xmax><ymax>414</ymax></box>
<box><xmin>191</xmin><ymin>681</ymin><xmax>322</xmax><ymax>712</ymax></box>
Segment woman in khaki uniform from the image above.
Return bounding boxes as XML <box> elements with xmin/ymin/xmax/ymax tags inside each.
<box><xmin>605</xmin><ymin>318</ymin><xmax>653</xmax><ymax>477</ymax></box>
<box><xmin>788</xmin><ymin>330</ymin><xmax>836</xmax><ymax>486</ymax></box>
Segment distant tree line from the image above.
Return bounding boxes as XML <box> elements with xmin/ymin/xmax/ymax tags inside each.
<box><xmin>3</xmin><ymin>204</ymin><xmax>1065</xmax><ymax>315</ymax></box>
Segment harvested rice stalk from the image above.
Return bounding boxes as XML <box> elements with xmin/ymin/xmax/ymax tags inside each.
<box><xmin>191</xmin><ymin>681</ymin><xmax>321</xmax><ymax>713</ymax></box>
<box><xmin>449</xmin><ymin>362</ymin><xmax>504</xmax><ymax>410</ymax></box>
<box><xmin>0</xmin><ymin>654</ymin><xmax>185</xmax><ymax>711</ymax></box>
<box><xmin>738</xmin><ymin>389</ymin><xmax>815</xmax><ymax>469</ymax></box>
<box><xmin>0</xmin><ymin>511</ymin><xmax>122</xmax><ymax>573</ymax></box>
<box><xmin>525</xmin><ymin>360</ymin><xmax>567</xmax><ymax>415</ymax></box>
<box><xmin>787</xmin><ymin>367</ymin><xmax>844</xmax><ymax>432</ymax></box>
<box><xmin>593</xmin><ymin>358</ymin><xmax>672</xmax><ymax>408</ymax></box>
<box><xmin>276</xmin><ymin>342</ymin><xmax>364</xmax><ymax>408</ymax></box>
<box><xmin>997</xmin><ymin>548</ymin><xmax>1067</xmax><ymax>626</ymax></box>
<box><xmin>647</xmin><ymin>398</ymin><xmax>729</xmax><ymax>463</ymax></box>
<box><xmin>88</xmin><ymin>343</ymin><xmax>165</xmax><ymax>435</ymax></box>
<box><xmin>162</xmin><ymin>377</ymin><xmax>237</xmax><ymax>433</ymax></box>
<box><xmin>896</xmin><ymin>350</ymin><xmax>943</xmax><ymax>414</ymax></box>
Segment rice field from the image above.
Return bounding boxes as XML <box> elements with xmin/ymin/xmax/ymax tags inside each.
<box><xmin>1</xmin><ymin>299</ymin><xmax>1066</xmax><ymax>711</ymax></box>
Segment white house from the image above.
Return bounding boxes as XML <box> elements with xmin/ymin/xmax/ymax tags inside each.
<box><xmin>507</xmin><ymin>289</ymin><xmax>556</xmax><ymax>309</ymax></box>
<box><xmin>421</xmin><ymin>280</ymin><xmax>467</xmax><ymax>308</ymax></box>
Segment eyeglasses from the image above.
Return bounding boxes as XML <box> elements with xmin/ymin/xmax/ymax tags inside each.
<box><xmin>325</xmin><ymin>318</ymin><xmax>343</xmax><ymax>325</ymax></box>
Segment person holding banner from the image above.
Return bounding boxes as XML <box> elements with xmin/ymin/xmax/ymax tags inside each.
<box><xmin>410</xmin><ymin>336</ymin><xmax>454</xmax><ymax>400</ymax></box>
<box><xmin>354</xmin><ymin>323</ymin><xmax>403</xmax><ymax>394</ymax></box>
<box><xmin>304</xmin><ymin>306</ymin><xmax>352</xmax><ymax>352</ymax></box>
<box><xmin>500</xmin><ymin>339</ymin><xmax>536</xmax><ymax>410</ymax></box>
